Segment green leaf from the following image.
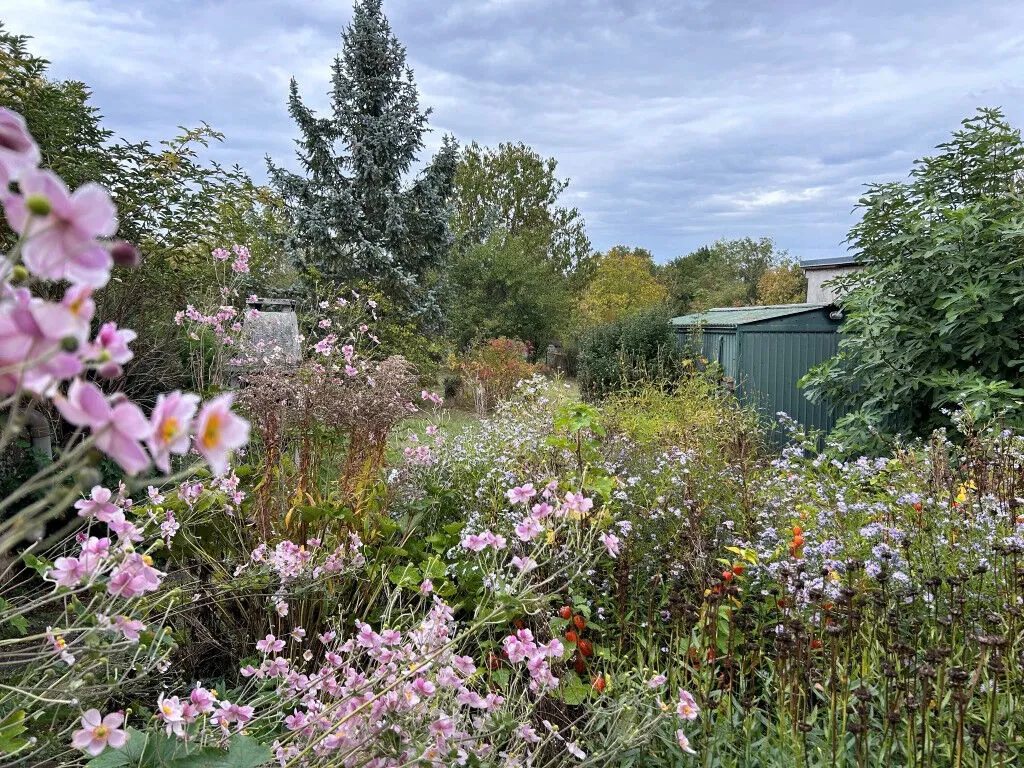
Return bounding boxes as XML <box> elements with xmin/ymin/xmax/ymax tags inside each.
<box><xmin>21</xmin><ymin>554</ymin><xmax>49</xmax><ymax>577</ymax></box>
<box><xmin>490</xmin><ymin>668</ymin><xmax>511</xmax><ymax>691</ymax></box>
<box><xmin>561</xmin><ymin>679</ymin><xmax>592</xmax><ymax>705</ymax></box>
<box><xmin>0</xmin><ymin>710</ymin><xmax>29</xmax><ymax>755</ymax></box>
<box><xmin>387</xmin><ymin>564</ymin><xmax>422</xmax><ymax>590</ymax></box>
<box><xmin>0</xmin><ymin>598</ymin><xmax>28</xmax><ymax>637</ymax></box>
<box><xmin>442</xmin><ymin>521</ymin><xmax>465</xmax><ymax>536</ymax></box>
<box><xmin>167</xmin><ymin>735</ymin><xmax>271</xmax><ymax>768</ymax></box>
<box><xmin>86</xmin><ymin>731</ymin><xmax>271</xmax><ymax>768</ymax></box>
<box><xmin>421</xmin><ymin>556</ymin><xmax>448</xmax><ymax>580</ymax></box>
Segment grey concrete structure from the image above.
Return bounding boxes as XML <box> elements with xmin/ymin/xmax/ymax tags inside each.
<box><xmin>800</xmin><ymin>255</ymin><xmax>861</xmax><ymax>304</ymax></box>
<box><xmin>242</xmin><ymin>298</ymin><xmax>301</xmax><ymax>365</ymax></box>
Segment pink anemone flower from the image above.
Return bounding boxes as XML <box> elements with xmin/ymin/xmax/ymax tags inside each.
<box><xmin>71</xmin><ymin>710</ymin><xmax>127</xmax><ymax>756</ymax></box>
<box><xmin>4</xmin><ymin>168</ymin><xmax>116</xmax><ymax>287</ymax></box>
<box><xmin>55</xmin><ymin>379</ymin><xmax>150</xmax><ymax>475</ymax></box>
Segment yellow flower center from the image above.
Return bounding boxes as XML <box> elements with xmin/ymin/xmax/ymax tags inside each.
<box><xmin>94</xmin><ymin>725</ymin><xmax>109</xmax><ymax>739</ymax></box>
<box><xmin>201</xmin><ymin>413</ymin><xmax>223</xmax><ymax>449</ymax></box>
<box><xmin>160</xmin><ymin>416</ymin><xmax>180</xmax><ymax>443</ymax></box>
<box><xmin>142</xmin><ymin>555</ymin><xmax>154</xmax><ymax>566</ymax></box>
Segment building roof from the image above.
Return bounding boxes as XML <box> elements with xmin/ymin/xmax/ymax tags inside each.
<box><xmin>670</xmin><ymin>303</ymin><xmax>830</xmax><ymax>328</ymax></box>
<box><xmin>799</xmin><ymin>253</ymin><xmax>858</xmax><ymax>269</ymax></box>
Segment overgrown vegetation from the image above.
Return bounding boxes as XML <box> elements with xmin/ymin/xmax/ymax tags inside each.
<box><xmin>4</xmin><ymin>3</ymin><xmax>1024</xmax><ymax>766</ymax></box>
<box><xmin>577</xmin><ymin>308</ymin><xmax>691</xmax><ymax>399</ymax></box>
<box><xmin>803</xmin><ymin>108</ymin><xmax>1024</xmax><ymax>441</ymax></box>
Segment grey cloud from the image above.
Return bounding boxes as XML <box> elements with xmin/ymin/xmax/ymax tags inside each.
<box><xmin>8</xmin><ymin>0</ymin><xmax>1024</xmax><ymax>262</ymax></box>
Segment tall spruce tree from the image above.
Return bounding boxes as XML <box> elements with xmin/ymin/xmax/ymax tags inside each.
<box><xmin>268</xmin><ymin>0</ymin><xmax>457</xmax><ymax>317</ymax></box>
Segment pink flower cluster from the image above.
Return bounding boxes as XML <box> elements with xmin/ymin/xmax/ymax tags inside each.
<box><xmin>229</xmin><ymin>244</ymin><xmax>250</xmax><ymax>274</ymax></box>
<box><xmin>502</xmin><ymin>628</ymin><xmax>563</xmax><ymax>692</ymax></box>
<box><xmin>163</xmin><ymin>599</ymin><xmax>530</xmax><ymax>766</ymax></box>
<box><xmin>246</xmin><ymin>533</ymin><xmax>366</xmax><ymax>584</ymax></box>
<box><xmin>0</xmin><ymin>109</ymin><xmax>249</xmax><ymax>478</ymax></box>
<box><xmin>461</xmin><ymin>530</ymin><xmax>507</xmax><ymax>552</ymax></box>
<box><xmin>57</xmin><ymin>382</ymin><xmax>247</xmax><ymax>475</ymax></box>
<box><xmin>665</xmin><ymin>688</ymin><xmax>700</xmax><ymax>755</ymax></box>
<box><xmin>503</xmin><ymin>481</ymin><xmax>597</xmax><ymax>545</ymax></box>
<box><xmin>420</xmin><ymin>389</ymin><xmax>443</xmax><ymax>406</ymax></box>
<box><xmin>403</xmin><ymin>444</ymin><xmax>434</xmax><ymax>465</ymax></box>
<box><xmin>47</xmin><ymin>484</ymin><xmax>166</xmax><ymax>600</ymax></box>
<box><xmin>175</xmin><ymin>303</ymin><xmax>241</xmax><ymax>343</ymax></box>
<box><xmin>156</xmin><ymin>687</ymin><xmax>252</xmax><ymax>737</ymax></box>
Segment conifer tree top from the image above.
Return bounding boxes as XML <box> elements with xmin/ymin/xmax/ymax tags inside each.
<box><xmin>269</xmin><ymin>0</ymin><xmax>457</xmax><ymax>319</ymax></box>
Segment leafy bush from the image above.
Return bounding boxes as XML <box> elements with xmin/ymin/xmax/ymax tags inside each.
<box><xmin>458</xmin><ymin>337</ymin><xmax>540</xmax><ymax>413</ymax></box>
<box><xmin>577</xmin><ymin>308</ymin><xmax>689</xmax><ymax>398</ymax></box>
<box><xmin>802</xmin><ymin>108</ymin><xmax>1024</xmax><ymax>441</ymax></box>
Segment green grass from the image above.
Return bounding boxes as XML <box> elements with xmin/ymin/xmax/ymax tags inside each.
<box><xmin>386</xmin><ymin>406</ymin><xmax>481</xmax><ymax>463</ymax></box>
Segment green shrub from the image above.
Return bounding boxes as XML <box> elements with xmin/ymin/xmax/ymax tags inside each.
<box><xmin>604</xmin><ymin>375</ymin><xmax>762</xmax><ymax>456</ymax></box>
<box><xmin>577</xmin><ymin>308</ymin><xmax>689</xmax><ymax>398</ymax></box>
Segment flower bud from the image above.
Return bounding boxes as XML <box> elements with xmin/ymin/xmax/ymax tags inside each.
<box><xmin>25</xmin><ymin>194</ymin><xmax>51</xmax><ymax>216</ymax></box>
<box><xmin>60</xmin><ymin>335</ymin><xmax>79</xmax><ymax>353</ymax></box>
<box><xmin>110</xmin><ymin>241</ymin><xmax>141</xmax><ymax>268</ymax></box>
<box><xmin>76</xmin><ymin>467</ymin><xmax>102</xmax><ymax>488</ymax></box>
<box><xmin>97</xmin><ymin>361</ymin><xmax>123</xmax><ymax>379</ymax></box>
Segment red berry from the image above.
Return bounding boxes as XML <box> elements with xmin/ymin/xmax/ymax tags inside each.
<box><xmin>722</xmin><ymin>570</ymin><xmax>734</xmax><ymax>582</ymax></box>
<box><xmin>578</xmin><ymin>639</ymin><xmax>594</xmax><ymax>657</ymax></box>
<box><xmin>565</xmin><ymin>630</ymin><xmax>578</xmax><ymax>644</ymax></box>
<box><xmin>559</xmin><ymin>606</ymin><xmax>573</xmax><ymax>620</ymax></box>
<box><xmin>573</xmin><ymin>614</ymin><xmax>586</xmax><ymax>631</ymax></box>
<box><xmin>591</xmin><ymin>676</ymin><xmax>606</xmax><ymax>692</ymax></box>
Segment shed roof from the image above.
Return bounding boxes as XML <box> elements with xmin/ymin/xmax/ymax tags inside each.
<box><xmin>670</xmin><ymin>303</ymin><xmax>830</xmax><ymax>329</ymax></box>
<box><xmin>799</xmin><ymin>253</ymin><xmax>858</xmax><ymax>269</ymax></box>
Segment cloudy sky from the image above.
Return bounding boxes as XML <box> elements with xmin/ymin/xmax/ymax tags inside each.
<box><xmin>7</xmin><ymin>0</ymin><xmax>1024</xmax><ymax>262</ymax></box>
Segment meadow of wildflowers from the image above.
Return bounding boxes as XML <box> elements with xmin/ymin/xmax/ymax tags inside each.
<box><xmin>3</xmin><ymin>105</ymin><xmax>1024</xmax><ymax>768</ymax></box>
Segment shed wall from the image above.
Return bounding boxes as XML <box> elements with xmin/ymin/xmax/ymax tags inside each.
<box><xmin>700</xmin><ymin>331</ymin><xmax>738</xmax><ymax>381</ymax></box>
<box><xmin>737</xmin><ymin>329</ymin><xmax>839</xmax><ymax>433</ymax></box>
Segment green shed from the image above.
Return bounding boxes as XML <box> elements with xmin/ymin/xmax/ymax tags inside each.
<box><xmin>669</xmin><ymin>303</ymin><xmax>842</xmax><ymax>434</ymax></box>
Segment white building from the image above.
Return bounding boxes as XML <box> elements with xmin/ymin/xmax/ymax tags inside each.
<box><xmin>800</xmin><ymin>254</ymin><xmax>861</xmax><ymax>304</ymax></box>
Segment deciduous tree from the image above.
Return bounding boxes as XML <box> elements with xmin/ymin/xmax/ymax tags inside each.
<box><xmin>802</xmin><ymin>108</ymin><xmax>1024</xmax><ymax>438</ymax></box>
<box><xmin>578</xmin><ymin>246</ymin><xmax>666</xmax><ymax>328</ymax></box>
<box><xmin>756</xmin><ymin>262</ymin><xmax>807</xmax><ymax>305</ymax></box>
